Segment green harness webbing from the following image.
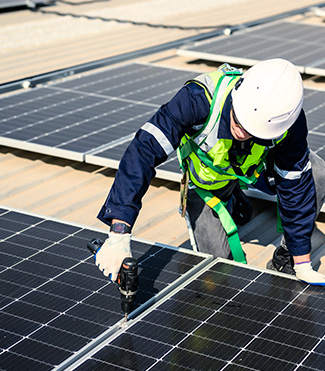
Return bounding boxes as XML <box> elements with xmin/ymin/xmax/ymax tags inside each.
<box><xmin>194</xmin><ymin>187</ymin><xmax>247</xmax><ymax>264</ymax></box>
<box><xmin>179</xmin><ymin>138</ymin><xmax>268</xmax><ymax>186</ymax></box>
<box><xmin>277</xmin><ymin>200</ymin><xmax>284</xmax><ymax>233</ymax></box>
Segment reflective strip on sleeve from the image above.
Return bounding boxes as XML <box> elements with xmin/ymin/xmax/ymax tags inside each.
<box><xmin>274</xmin><ymin>160</ymin><xmax>311</xmax><ymax>180</ymax></box>
<box><xmin>141</xmin><ymin>122</ymin><xmax>174</xmax><ymax>156</ymax></box>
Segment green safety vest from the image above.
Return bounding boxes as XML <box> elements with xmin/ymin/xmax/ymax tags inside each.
<box><xmin>177</xmin><ymin>64</ymin><xmax>287</xmax><ymax>263</ymax></box>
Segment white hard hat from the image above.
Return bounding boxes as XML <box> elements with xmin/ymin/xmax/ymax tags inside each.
<box><xmin>231</xmin><ymin>58</ymin><xmax>303</xmax><ymax>139</ymax></box>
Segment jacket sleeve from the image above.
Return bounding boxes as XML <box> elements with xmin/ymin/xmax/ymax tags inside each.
<box><xmin>274</xmin><ymin>109</ymin><xmax>317</xmax><ymax>256</ymax></box>
<box><xmin>97</xmin><ymin>83</ymin><xmax>210</xmax><ymax>227</ymax></box>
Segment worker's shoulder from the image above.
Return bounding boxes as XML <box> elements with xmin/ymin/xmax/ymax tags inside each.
<box><xmin>170</xmin><ymin>82</ymin><xmax>211</xmax><ymax>112</ymax></box>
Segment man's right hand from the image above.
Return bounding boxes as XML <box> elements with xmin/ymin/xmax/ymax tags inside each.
<box><xmin>95</xmin><ymin>232</ymin><xmax>132</xmax><ymax>281</ymax></box>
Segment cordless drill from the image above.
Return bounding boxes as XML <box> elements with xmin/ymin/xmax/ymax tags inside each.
<box><xmin>87</xmin><ymin>238</ymin><xmax>138</xmax><ymax>323</ymax></box>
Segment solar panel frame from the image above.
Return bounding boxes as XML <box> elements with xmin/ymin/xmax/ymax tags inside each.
<box><xmin>0</xmin><ymin>206</ymin><xmax>212</xmax><ymax>370</ymax></box>
<box><xmin>63</xmin><ymin>258</ymin><xmax>325</xmax><ymax>371</ymax></box>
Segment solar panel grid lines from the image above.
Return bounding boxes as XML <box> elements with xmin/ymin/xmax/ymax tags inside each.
<box><xmin>48</xmin><ymin>70</ymin><xmax>170</xmax><ymax>109</ymax></box>
<box><xmin>0</xmin><ymin>96</ymin><xmax>154</xmax><ymax>160</ymax></box>
<box><xmin>67</xmin><ymin>260</ymin><xmax>325</xmax><ymax>371</ymax></box>
<box><xmin>53</xmin><ymin>248</ymin><xmax>212</xmax><ymax>370</ymax></box>
<box><xmin>49</xmin><ymin>62</ymin><xmax>192</xmax><ymax>105</ymax></box>
<box><xmin>49</xmin><ymin>85</ymin><xmax>159</xmax><ymax>111</ymax></box>
<box><xmin>57</xmin><ymin>249</ymin><xmax>217</xmax><ymax>371</ymax></box>
<box><xmin>177</xmin><ymin>21</ymin><xmax>325</xmax><ymax>76</ymax></box>
<box><xmin>0</xmin><ymin>62</ymin><xmax>197</xmax><ymax>165</ymax></box>
<box><xmin>0</xmin><ymin>91</ymin><xmax>94</xmax><ymax>135</ymax></box>
<box><xmin>49</xmin><ymin>106</ymin><xmax>153</xmax><ymax>152</ymax></box>
<box><xmin>0</xmin><ymin>88</ymin><xmax>61</xmax><ymax>117</ymax></box>
<box><xmin>52</xmin><ymin>63</ymin><xmax>151</xmax><ymax>94</ymax></box>
<box><xmin>56</xmin><ymin>62</ymin><xmax>168</xmax><ymax>90</ymax></box>
<box><xmin>70</xmin><ymin>71</ymin><xmax>176</xmax><ymax>103</ymax></box>
<box><xmin>303</xmin><ymin>87</ymin><xmax>325</xmax><ymax>160</ymax></box>
<box><xmin>304</xmin><ymin>88</ymin><xmax>325</xmax><ymax>129</ymax></box>
<box><xmin>0</xmin><ymin>206</ymin><xmax>211</xmax><ymax>371</ymax></box>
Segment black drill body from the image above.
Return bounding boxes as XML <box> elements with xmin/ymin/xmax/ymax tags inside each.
<box><xmin>87</xmin><ymin>238</ymin><xmax>138</xmax><ymax>315</ymax></box>
<box><xmin>117</xmin><ymin>257</ymin><xmax>138</xmax><ymax>314</ymax></box>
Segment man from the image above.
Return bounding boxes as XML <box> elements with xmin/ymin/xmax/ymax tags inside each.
<box><xmin>95</xmin><ymin>58</ymin><xmax>325</xmax><ymax>286</ymax></box>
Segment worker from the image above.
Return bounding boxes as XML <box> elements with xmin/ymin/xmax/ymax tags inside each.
<box><xmin>95</xmin><ymin>58</ymin><xmax>325</xmax><ymax>286</ymax></box>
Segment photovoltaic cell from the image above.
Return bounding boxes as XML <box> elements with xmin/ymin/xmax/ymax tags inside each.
<box><xmin>0</xmin><ymin>207</ymin><xmax>210</xmax><ymax>370</ymax></box>
<box><xmin>177</xmin><ymin>21</ymin><xmax>325</xmax><ymax>77</ymax></box>
<box><xmin>69</xmin><ymin>260</ymin><xmax>325</xmax><ymax>371</ymax></box>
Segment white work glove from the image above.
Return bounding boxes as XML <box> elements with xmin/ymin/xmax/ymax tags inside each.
<box><xmin>294</xmin><ymin>262</ymin><xmax>325</xmax><ymax>286</ymax></box>
<box><xmin>95</xmin><ymin>232</ymin><xmax>132</xmax><ymax>281</ymax></box>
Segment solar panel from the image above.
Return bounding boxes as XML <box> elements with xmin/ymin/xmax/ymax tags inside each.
<box><xmin>177</xmin><ymin>21</ymin><xmax>325</xmax><ymax>77</ymax></box>
<box><xmin>63</xmin><ymin>259</ymin><xmax>325</xmax><ymax>371</ymax></box>
<box><xmin>0</xmin><ymin>206</ymin><xmax>211</xmax><ymax>370</ymax></box>
<box><xmin>0</xmin><ymin>63</ymin><xmax>197</xmax><ymax>166</ymax></box>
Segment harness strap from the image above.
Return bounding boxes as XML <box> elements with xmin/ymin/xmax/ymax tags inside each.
<box><xmin>195</xmin><ymin>188</ymin><xmax>247</xmax><ymax>264</ymax></box>
<box><xmin>179</xmin><ymin>138</ymin><xmax>268</xmax><ymax>186</ymax></box>
<box><xmin>277</xmin><ymin>199</ymin><xmax>284</xmax><ymax>233</ymax></box>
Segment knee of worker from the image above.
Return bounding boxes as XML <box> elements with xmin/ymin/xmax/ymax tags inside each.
<box><xmin>309</xmin><ymin>151</ymin><xmax>325</xmax><ymax>215</ymax></box>
<box><xmin>186</xmin><ymin>191</ymin><xmax>231</xmax><ymax>259</ymax></box>
<box><xmin>194</xmin><ymin>225</ymin><xmax>231</xmax><ymax>259</ymax></box>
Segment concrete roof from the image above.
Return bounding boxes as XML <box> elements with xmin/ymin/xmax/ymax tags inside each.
<box><xmin>0</xmin><ymin>0</ymin><xmax>324</xmax><ymax>273</ymax></box>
